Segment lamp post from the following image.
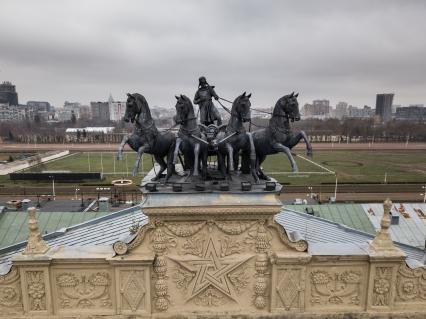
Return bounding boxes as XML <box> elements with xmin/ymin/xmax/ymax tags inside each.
<box><xmin>49</xmin><ymin>175</ymin><xmax>55</xmax><ymax>200</ymax></box>
<box><xmin>74</xmin><ymin>188</ymin><xmax>80</xmax><ymax>200</ymax></box>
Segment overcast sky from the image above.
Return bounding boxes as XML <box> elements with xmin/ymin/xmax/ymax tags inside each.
<box><xmin>1</xmin><ymin>0</ymin><xmax>425</xmax><ymax>109</ymax></box>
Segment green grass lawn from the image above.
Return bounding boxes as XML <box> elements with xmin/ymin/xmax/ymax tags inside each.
<box><xmin>0</xmin><ymin>150</ymin><xmax>425</xmax><ymax>187</ymax></box>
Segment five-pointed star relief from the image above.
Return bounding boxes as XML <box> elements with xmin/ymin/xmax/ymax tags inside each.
<box><xmin>170</xmin><ymin>237</ymin><xmax>252</xmax><ymax>301</ymax></box>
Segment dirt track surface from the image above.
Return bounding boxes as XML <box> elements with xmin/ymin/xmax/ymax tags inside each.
<box><xmin>2</xmin><ymin>142</ymin><xmax>426</xmax><ymax>151</ymax></box>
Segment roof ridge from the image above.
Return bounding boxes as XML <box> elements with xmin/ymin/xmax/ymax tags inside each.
<box><xmin>0</xmin><ymin>205</ymin><xmax>141</xmax><ymax>255</ymax></box>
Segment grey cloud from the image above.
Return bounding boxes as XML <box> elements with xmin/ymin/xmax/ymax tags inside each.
<box><xmin>0</xmin><ymin>0</ymin><xmax>425</xmax><ymax>108</ymax></box>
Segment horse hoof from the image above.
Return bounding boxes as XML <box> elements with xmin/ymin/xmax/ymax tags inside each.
<box><xmin>151</xmin><ymin>176</ymin><xmax>159</xmax><ymax>181</ymax></box>
<box><xmin>307</xmin><ymin>151</ymin><xmax>313</xmax><ymax>158</ymax></box>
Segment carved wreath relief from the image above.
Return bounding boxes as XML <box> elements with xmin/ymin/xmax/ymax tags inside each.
<box><xmin>0</xmin><ymin>268</ymin><xmax>22</xmax><ymax>313</ymax></box>
<box><xmin>55</xmin><ymin>271</ymin><xmax>112</xmax><ymax>310</ymax></box>
<box><xmin>309</xmin><ymin>266</ymin><xmax>363</xmax><ymax>308</ymax></box>
<box><xmin>396</xmin><ymin>264</ymin><xmax>426</xmax><ymax>303</ymax></box>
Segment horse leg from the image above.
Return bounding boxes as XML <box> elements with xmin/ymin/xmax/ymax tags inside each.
<box><xmin>201</xmin><ymin>146</ymin><xmax>208</xmax><ymax>179</ymax></box>
<box><xmin>152</xmin><ymin>154</ymin><xmax>167</xmax><ymax>181</ymax></box>
<box><xmin>272</xmin><ymin>142</ymin><xmax>299</xmax><ymax>172</ymax></box>
<box><xmin>173</xmin><ymin>137</ymin><xmax>182</xmax><ymax>164</ymax></box>
<box><xmin>193</xmin><ymin>143</ymin><xmax>200</xmax><ymax>176</ymax></box>
<box><xmin>288</xmin><ymin>132</ymin><xmax>313</xmax><ymax>157</ymax></box>
<box><xmin>132</xmin><ymin>145</ymin><xmax>149</xmax><ymax>176</ymax></box>
<box><xmin>226</xmin><ymin>143</ymin><xmax>234</xmax><ymax>172</ymax></box>
<box><xmin>257</xmin><ymin>154</ymin><xmax>270</xmax><ymax>180</ymax></box>
<box><xmin>217</xmin><ymin>151</ymin><xmax>226</xmax><ymax>179</ymax></box>
<box><xmin>247</xmin><ymin>133</ymin><xmax>259</xmax><ymax>183</ymax></box>
<box><xmin>117</xmin><ymin>135</ymin><xmax>129</xmax><ymax>160</ymax></box>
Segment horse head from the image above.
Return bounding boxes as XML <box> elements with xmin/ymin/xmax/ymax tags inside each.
<box><xmin>174</xmin><ymin>94</ymin><xmax>194</xmax><ymax>124</ymax></box>
<box><xmin>124</xmin><ymin>93</ymin><xmax>140</xmax><ymax>123</ymax></box>
<box><xmin>232</xmin><ymin>92</ymin><xmax>252</xmax><ymax>123</ymax></box>
<box><xmin>277</xmin><ymin>92</ymin><xmax>300</xmax><ymax>122</ymax></box>
<box><xmin>124</xmin><ymin>93</ymin><xmax>152</xmax><ymax>124</ymax></box>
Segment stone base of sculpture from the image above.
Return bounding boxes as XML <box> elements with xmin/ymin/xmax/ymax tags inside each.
<box><xmin>1</xmin><ymin>177</ymin><xmax>425</xmax><ymax>318</ymax></box>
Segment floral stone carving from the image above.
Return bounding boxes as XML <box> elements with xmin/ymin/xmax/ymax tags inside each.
<box><xmin>0</xmin><ymin>268</ymin><xmax>22</xmax><ymax>312</ymax></box>
<box><xmin>310</xmin><ymin>268</ymin><xmax>362</xmax><ymax>307</ymax></box>
<box><xmin>26</xmin><ymin>271</ymin><xmax>46</xmax><ymax>311</ymax></box>
<box><xmin>55</xmin><ymin>272</ymin><xmax>112</xmax><ymax>309</ymax></box>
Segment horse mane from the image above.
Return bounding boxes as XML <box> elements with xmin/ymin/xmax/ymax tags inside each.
<box><xmin>132</xmin><ymin>93</ymin><xmax>152</xmax><ymax>120</ymax></box>
<box><xmin>272</xmin><ymin>95</ymin><xmax>290</xmax><ymax>116</ymax></box>
<box><xmin>269</xmin><ymin>94</ymin><xmax>291</xmax><ymax>132</ymax></box>
<box><xmin>180</xmin><ymin>95</ymin><xmax>195</xmax><ymax>116</ymax></box>
<box><xmin>231</xmin><ymin>94</ymin><xmax>243</xmax><ymax>114</ymax></box>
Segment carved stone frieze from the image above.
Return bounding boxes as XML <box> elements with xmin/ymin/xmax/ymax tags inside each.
<box><xmin>0</xmin><ymin>267</ymin><xmax>23</xmax><ymax>313</ymax></box>
<box><xmin>308</xmin><ymin>266</ymin><xmax>364</xmax><ymax>309</ymax></box>
<box><xmin>253</xmin><ymin>253</ymin><xmax>269</xmax><ymax>309</ymax></box>
<box><xmin>273</xmin><ymin>266</ymin><xmax>305</xmax><ymax>311</ymax></box>
<box><xmin>194</xmin><ymin>287</ymin><xmax>225</xmax><ymax>307</ymax></box>
<box><xmin>120</xmin><ymin>270</ymin><xmax>146</xmax><ymax>312</ymax></box>
<box><xmin>396</xmin><ymin>264</ymin><xmax>426</xmax><ymax>303</ymax></box>
<box><xmin>26</xmin><ymin>271</ymin><xmax>46</xmax><ymax>311</ymax></box>
<box><xmin>170</xmin><ymin>237</ymin><xmax>253</xmax><ymax>306</ymax></box>
<box><xmin>372</xmin><ymin>266</ymin><xmax>393</xmax><ymax>307</ymax></box>
<box><xmin>55</xmin><ymin>271</ymin><xmax>112</xmax><ymax>310</ymax></box>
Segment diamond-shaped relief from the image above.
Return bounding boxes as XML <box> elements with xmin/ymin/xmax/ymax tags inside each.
<box><xmin>121</xmin><ymin>271</ymin><xmax>146</xmax><ymax>312</ymax></box>
<box><xmin>276</xmin><ymin>270</ymin><xmax>301</xmax><ymax>310</ymax></box>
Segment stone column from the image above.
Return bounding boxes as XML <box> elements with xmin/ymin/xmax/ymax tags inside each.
<box><xmin>367</xmin><ymin>199</ymin><xmax>405</xmax><ymax>312</ymax></box>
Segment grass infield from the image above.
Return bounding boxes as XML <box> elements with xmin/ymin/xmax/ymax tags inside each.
<box><xmin>0</xmin><ymin>150</ymin><xmax>425</xmax><ymax>186</ymax></box>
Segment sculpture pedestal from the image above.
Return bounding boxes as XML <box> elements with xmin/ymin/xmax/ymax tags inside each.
<box><xmin>113</xmin><ymin>190</ymin><xmax>309</xmax><ymax>314</ymax></box>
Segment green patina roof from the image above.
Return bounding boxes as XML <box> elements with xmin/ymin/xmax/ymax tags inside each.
<box><xmin>287</xmin><ymin>204</ymin><xmax>376</xmax><ymax>235</ymax></box>
<box><xmin>0</xmin><ymin>211</ymin><xmax>110</xmax><ymax>249</ymax></box>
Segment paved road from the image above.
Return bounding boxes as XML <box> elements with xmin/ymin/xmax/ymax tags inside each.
<box><xmin>2</xmin><ymin>142</ymin><xmax>426</xmax><ymax>151</ymax></box>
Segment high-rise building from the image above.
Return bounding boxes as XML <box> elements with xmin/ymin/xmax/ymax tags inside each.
<box><xmin>0</xmin><ymin>81</ymin><xmax>19</xmax><ymax>105</ymax></box>
<box><xmin>90</xmin><ymin>101</ymin><xmax>110</xmax><ymax>121</ymax></box>
<box><xmin>375</xmin><ymin>93</ymin><xmax>394</xmax><ymax>122</ymax></box>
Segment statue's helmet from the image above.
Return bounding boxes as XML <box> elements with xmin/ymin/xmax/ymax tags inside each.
<box><xmin>198</xmin><ymin>76</ymin><xmax>207</xmax><ymax>86</ymax></box>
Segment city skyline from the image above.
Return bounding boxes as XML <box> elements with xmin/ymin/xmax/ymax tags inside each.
<box><xmin>1</xmin><ymin>1</ymin><xmax>426</xmax><ymax>108</ymax></box>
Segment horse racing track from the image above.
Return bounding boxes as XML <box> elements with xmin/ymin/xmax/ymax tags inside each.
<box><xmin>0</xmin><ymin>149</ymin><xmax>425</xmax><ymax>188</ymax></box>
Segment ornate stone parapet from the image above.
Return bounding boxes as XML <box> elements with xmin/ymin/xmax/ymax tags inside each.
<box><xmin>0</xmin><ymin>195</ymin><xmax>424</xmax><ymax>318</ymax></box>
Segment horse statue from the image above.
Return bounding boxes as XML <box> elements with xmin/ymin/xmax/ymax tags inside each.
<box><xmin>117</xmin><ymin>93</ymin><xmax>176</xmax><ymax>181</ymax></box>
<box><xmin>172</xmin><ymin>94</ymin><xmax>208</xmax><ymax>179</ymax></box>
<box><xmin>213</xmin><ymin>92</ymin><xmax>259</xmax><ymax>182</ymax></box>
<box><xmin>249</xmin><ymin>92</ymin><xmax>312</xmax><ymax>180</ymax></box>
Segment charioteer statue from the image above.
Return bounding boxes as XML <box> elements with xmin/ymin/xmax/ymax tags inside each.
<box><xmin>117</xmin><ymin>77</ymin><xmax>313</xmax><ymax>189</ymax></box>
<box><xmin>193</xmin><ymin>76</ymin><xmax>222</xmax><ymax>126</ymax></box>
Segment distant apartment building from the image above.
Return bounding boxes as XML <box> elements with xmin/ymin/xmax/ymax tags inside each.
<box><xmin>90</xmin><ymin>101</ymin><xmax>110</xmax><ymax>121</ymax></box>
<box><xmin>375</xmin><ymin>93</ymin><xmax>394</xmax><ymax>122</ymax></box>
<box><xmin>395</xmin><ymin>104</ymin><xmax>426</xmax><ymax>121</ymax></box>
<box><xmin>347</xmin><ymin>105</ymin><xmax>374</xmax><ymax>118</ymax></box>
<box><xmin>64</xmin><ymin>101</ymin><xmax>82</xmax><ymax>119</ymax></box>
<box><xmin>302</xmin><ymin>99</ymin><xmax>330</xmax><ymax>119</ymax></box>
<box><xmin>0</xmin><ymin>103</ymin><xmax>26</xmax><ymax>121</ymax></box>
<box><xmin>26</xmin><ymin>101</ymin><xmax>54</xmax><ymax>121</ymax></box>
<box><xmin>0</xmin><ymin>81</ymin><xmax>19</xmax><ymax>106</ymax></box>
<box><xmin>334</xmin><ymin>102</ymin><xmax>348</xmax><ymax>119</ymax></box>
<box><xmin>107</xmin><ymin>95</ymin><xmax>126</xmax><ymax>122</ymax></box>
